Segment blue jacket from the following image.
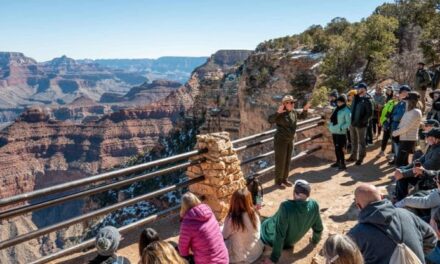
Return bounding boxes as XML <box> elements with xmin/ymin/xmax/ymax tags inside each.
<box><xmin>328</xmin><ymin>106</ymin><xmax>351</xmax><ymax>135</ymax></box>
<box><xmin>391</xmin><ymin>101</ymin><xmax>406</xmax><ymax>131</ymax></box>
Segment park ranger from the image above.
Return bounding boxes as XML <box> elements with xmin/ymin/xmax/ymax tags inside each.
<box><xmin>268</xmin><ymin>95</ymin><xmax>310</xmax><ymax>188</ymax></box>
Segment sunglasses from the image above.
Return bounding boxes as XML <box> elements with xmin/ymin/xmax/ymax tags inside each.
<box><xmin>284</xmin><ymin>101</ymin><xmax>294</xmax><ymax>105</ymax></box>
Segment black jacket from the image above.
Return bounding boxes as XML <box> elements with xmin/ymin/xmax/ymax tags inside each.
<box><xmin>427</xmin><ymin>98</ymin><xmax>440</xmax><ymax>123</ymax></box>
<box><xmin>351</xmin><ymin>94</ymin><xmax>373</xmax><ymax>128</ymax></box>
<box><xmin>349</xmin><ymin>200</ymin><xmax>437</xmax><ymax>264</ymax></box>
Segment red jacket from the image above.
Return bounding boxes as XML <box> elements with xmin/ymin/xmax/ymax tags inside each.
<box><xmin>178</xmin><ymin>204</ymin><xmax>229</xmax><ymax>264</ymax></box>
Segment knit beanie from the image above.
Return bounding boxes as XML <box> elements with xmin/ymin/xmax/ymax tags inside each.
<box><xmin>95</xmin><ymin>226</ymin><xmax>121</xmax><ymax>257</ymax></box>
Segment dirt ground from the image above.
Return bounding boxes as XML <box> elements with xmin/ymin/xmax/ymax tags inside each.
<box><xmin>54</xmin><ymin>142</ymin><xmax>395</xmax><ymax>264</ymax></box>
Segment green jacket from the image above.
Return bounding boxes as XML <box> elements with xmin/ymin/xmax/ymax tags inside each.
<box><xmin>268</xmin><ymin>110</ymin><xmax>308</xmax><ymax>141</ymax></box>
<box><xmin>328</xmin><ymin>106</ymin><xmax>351</xmax><ymax>135</ymax></box>
<box><xmin>380</xmin><ymin>99</ymin><xmax>397</xmax><ymax>125</ymax></box>
<box><xmin>260</xmin><ymin>199</ymin><xmax>323</xmax><ymax>263</ymax></box>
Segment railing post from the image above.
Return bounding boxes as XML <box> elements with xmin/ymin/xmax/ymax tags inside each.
<box><xmin>186</xmin><ymin>132</ymin><xmax>246</xmax><ymax>222</ymax></box>
<box><xmin>297</xmin><ymin>109</ymin><xmax>335</xmax><ymax>161</ymax></box>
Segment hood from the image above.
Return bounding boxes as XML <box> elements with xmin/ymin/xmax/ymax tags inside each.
<box><xmin>358</xmin><ymin>200</ymin><xmax>396</xmax><ymax>227</ymax></box>
<box><xmin>184</xmin><ymin>204</ymin><xmax>213</xmax><ymax>222</ymax></box>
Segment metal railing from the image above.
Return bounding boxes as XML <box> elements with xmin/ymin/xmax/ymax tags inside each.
<box><xmin>0</xmin><ymin>115</ymin><xmax>325</xmax><ymax>263</ymax></box>
<box><xmin>0</xmin><ymin>149</ymin><xmax>207</xmax><ymax>208</ymax></box>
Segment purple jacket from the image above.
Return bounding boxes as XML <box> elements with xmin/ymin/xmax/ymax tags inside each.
<box><xmin>178</xmin><ymin>204</ymin><xmax>229</xmax><ymax>264</ymax></box>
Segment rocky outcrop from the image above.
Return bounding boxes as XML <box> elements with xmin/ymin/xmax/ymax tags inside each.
<box><xmin>101</xmin><ymin>79</ymin><xmax>182</xmax><ymax>106</ymax></box>
<box><xmin>52</xmin><ymin>95</ymin><xmax>110</xmax><ymax>122</ymax></box>
<box><xmin>0</xmin><ymin>106</ymin><xmax>175</xmax><ymax>204</ymax></box>
<box><xmin>0</xmin><ymin>52</ymin><xmax>148</xmax><ymax>122</ymax></box>
<box><xmin>238</xmin><ymin>49</ymin><xmax>322</xmax><ymax>137</ymax></box>
<box><xmin>88</xmin><ymin>57</ymin><xmax>208</xmax><ymax>84</ymax></box>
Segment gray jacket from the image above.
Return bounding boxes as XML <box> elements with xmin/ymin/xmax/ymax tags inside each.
<box><xmin>349</xmin><ymin>200</ymin><xmax>437</xmax><ymax>264</ymax></box>
<box><xmin>399</xmin><ymin>189</ymin><xmax>440</xmax><ymax>217</ymax></box>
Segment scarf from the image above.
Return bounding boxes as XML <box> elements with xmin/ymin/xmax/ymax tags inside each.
<box><xmin>330</xmin><ymin>104</ymin><xmax>346</xmax><ymax>126</ymax></box>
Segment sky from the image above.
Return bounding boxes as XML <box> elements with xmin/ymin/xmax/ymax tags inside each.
<box><xmin>0</xmin><ymin>0</ymin><xmax>392</xmax><ymax>61</ymax></box>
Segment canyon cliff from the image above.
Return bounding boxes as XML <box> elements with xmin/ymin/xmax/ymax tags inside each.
<box><xmin>0</xmin><ymin>48</ymin><xmax>322</xmax><ymax>263</ymax></box>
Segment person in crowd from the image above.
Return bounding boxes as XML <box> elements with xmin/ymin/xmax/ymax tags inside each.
<box><xmin>347</xmin><ymin>89</ymin><xmax>357</xmax><ymax>107</ymax></box>
<box><xmin>261</xmin><ymin>180</ymin><xmax>323</xmax><ymax>264</ymax></box>
<box><xmin>377</xmin><ymin>90</ymin><xmax>399</xmax><ymax>157</ymax></box>
<box><xmin>433</xmin><ymin>65</ymin><xmax>440</xmax><ymax>91</ymax></box>
<box><xmin>348</xmin><ymin>184</ymin><xmax>437</xmax><ymax>264</ymax></box>
<box><xmin>322</xmin><ymin>234</ymin><xmax>364</xmax><ymax>264</ymax></box>
<box><xmin>427</xmin><ymin>208</ymin><xmax>440</xmax><ymax>263</ymax></box>
<box><xmin>347</xmin><ymin>83</ymin><xmax>373</xmax><ymax>166</ymax></box>
<box><xmin>385</xmin><ymin>86</ymin><xmax>394</xmax><ymax>102</ymax></box>
<box><xmin>395</xmin><ymin>170</ymin><xmax>440</xmax><ymax>220</ymax></box>
<box><xmin>418</xmin><ymin>119</ymin><xmax>440</xmax><ymax>155</ymax></box>
<box><xmin>178</xmin><ymin>192</ymin><xmax>228</xmax><ymax>264</ymax></box>
<box><xmin>394</xmin><ymin>128</ymin><xmax>440</xmax><ymax>201</ymax></box>
<box><xmin>372</xmin><ymin>86</ymin><xmax>387</xmax><ymax>139</ymax></box>
<box><xmin>89</xmin><ymin>226</ymin><xmax>131</xmax><ymax>264</ymax></box>
<box><xmin>138</xmin><ymin>228</ymin><xmax>160</xmax><ymax>258</ymax></box>
<box><xmin>427</xmin><ymin>89</ymin><xmax>440</xmax><ymax>123</ymax></box>
<box><xmin>388</xmin><ymin>85</ymin><xmax>411</xmax><ymax>165</ymax></box>
<box><xmin>392</xmin><ymin>91</ymin><xmax>423</xmax><ymax>167</ymax></box>
<box><xmin>329</xmin><ymin>89</ymin><xmax>339</xmax><ymax>107</ymax></box>
<box><xmin>141</xmin><ymin>241</ymin><xmax>187</xmax><ymax>264</ymax></box>
<box><xmin>415</xmin><ymin>61</ymin><xmax>432</xmax><ymax>112</ymax></box>
<box><xmin>328</xmin><ymin>95</ymin><xmax>351</xmax><ymax>170</ymax></box>
<box><xmin>222</xmin><ymin>188</ymin><xmax>264</xmax><ymax>263</ymax></box>
<box><xmin>268</xmin><ymin>95</ymin><xmax>310</xmax><ymax>188</ymax></box>
<box><xmin>346</xmin><ymin>89</ymin><xmax>357</xmax><ymax>151</ymax></box>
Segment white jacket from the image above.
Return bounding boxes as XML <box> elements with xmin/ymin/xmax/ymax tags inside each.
<box><xmin>222</xmin><ymin>212</ymin><xmax>264</xmax><ymax>263</ymax></box>
<box><xmin>392</xmin><ymin>108</ymin><xmax>422</xmax><ymax>141</ymax></box>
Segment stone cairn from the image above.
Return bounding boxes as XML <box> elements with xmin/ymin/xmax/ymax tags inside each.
<box><xmin>186</xmin><ymin>132</ymin><xmax>246</xmax><ymax>222</ymax></box>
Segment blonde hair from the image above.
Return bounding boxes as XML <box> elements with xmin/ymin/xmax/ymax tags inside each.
<box><xmin>323</xmin><ymin>234</ymin><xmax>364</xmax><ymax>264</ymax></box>
<box><xmin>140</xmin><ymin>241</ymin><xmax>187</xmax><ymax>264</ymax></box>
<box><xmin>180</xmin><ymin>192</ymin><xmax>201</xmax><ymax>218</ymax></box>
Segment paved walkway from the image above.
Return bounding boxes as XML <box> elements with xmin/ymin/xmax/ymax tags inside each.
<box><xmin>54</xmin><ymin>142</ymin><xmax>394</xmax><ymax>264</ymax></box>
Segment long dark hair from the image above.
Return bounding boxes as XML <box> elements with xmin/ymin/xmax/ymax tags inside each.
<box><xmin>407</xmin><ymin>99</ymin><xmax>418</xmax><ymax>111</ymax></box>
<box><xmin>139</xmin><ymin>228</ymin><xmax>160</xmax><ymax>257</ymax></box>
<box><xmin>227</xmin><ymin>188</ymin><xmax>258</xmax><ymax>232</ymax></box>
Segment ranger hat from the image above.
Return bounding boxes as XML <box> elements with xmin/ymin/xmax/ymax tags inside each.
<box><xmin>282</xmin><ymin>95</ymin><xmax>297</xmax><ymax>103</ymax></box>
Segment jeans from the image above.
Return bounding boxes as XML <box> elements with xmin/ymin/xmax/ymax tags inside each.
<box><xmin>392</xmin><ymin>136</ymin><xmax>400</xmax><ymax>159</ymax></box>
<box><xmin>395</xmin><ymin>140</ymin><xmax>415</xmax><ymax>167</ymax></box>
<box><xmin>427</xmin><ymin>245</ymin><xmax>440</xmax><ymax>264</ymax></box>
<box><xmin>366</xmin><ymin>120</ymin><xmax>373</xmax><ymax>144</ymax></box>
<box><xmin>349</xmin><ymin>126</ymin><xmax>367</xmax><ymax>161</ymax></box>
<box><xmin>332</xmin><ymin>134</ymin><xmax>347</xmax><ymax>167</ymax></box>
<box><xmin>395</xmin><ymin>177</ymin><xmax>420</xmax><ymax>201</ymax></box>
<box><xmin>381</xmin><ymin>129</ymin><xmax>391</xmax><ymax>152</ymax></box>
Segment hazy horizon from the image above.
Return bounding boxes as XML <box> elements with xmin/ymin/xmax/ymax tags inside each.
<box><xmin>1</xmin><ymin>0</ymin><xmax>392</xmax><ymax>61</ymax></box>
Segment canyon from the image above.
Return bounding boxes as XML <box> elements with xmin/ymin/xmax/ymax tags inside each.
<box><xmin>0</xmin><ymin>52</ymin><xmax>207</xmax><ymax>123</ymax></box>
<box><xmin>0</xmin><ymin>47</ymin><xmax>322</xmax><ymax>263</ymax></box>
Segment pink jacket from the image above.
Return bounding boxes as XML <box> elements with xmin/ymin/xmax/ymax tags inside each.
<box><xmin>178</xmin><ymin>204</ymin><xmax>229</xmax><ymax>264</ymax></box>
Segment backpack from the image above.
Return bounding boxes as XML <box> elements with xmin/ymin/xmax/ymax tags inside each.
<box><xmin>246</xmin><ymin>175</ymin><xmax>263</xmax><ymax>209</ymax></box>
<box><xmin>369</xmin><ymin>221</ymin><xmax>422</xmax><ymax>264</ymax></box>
